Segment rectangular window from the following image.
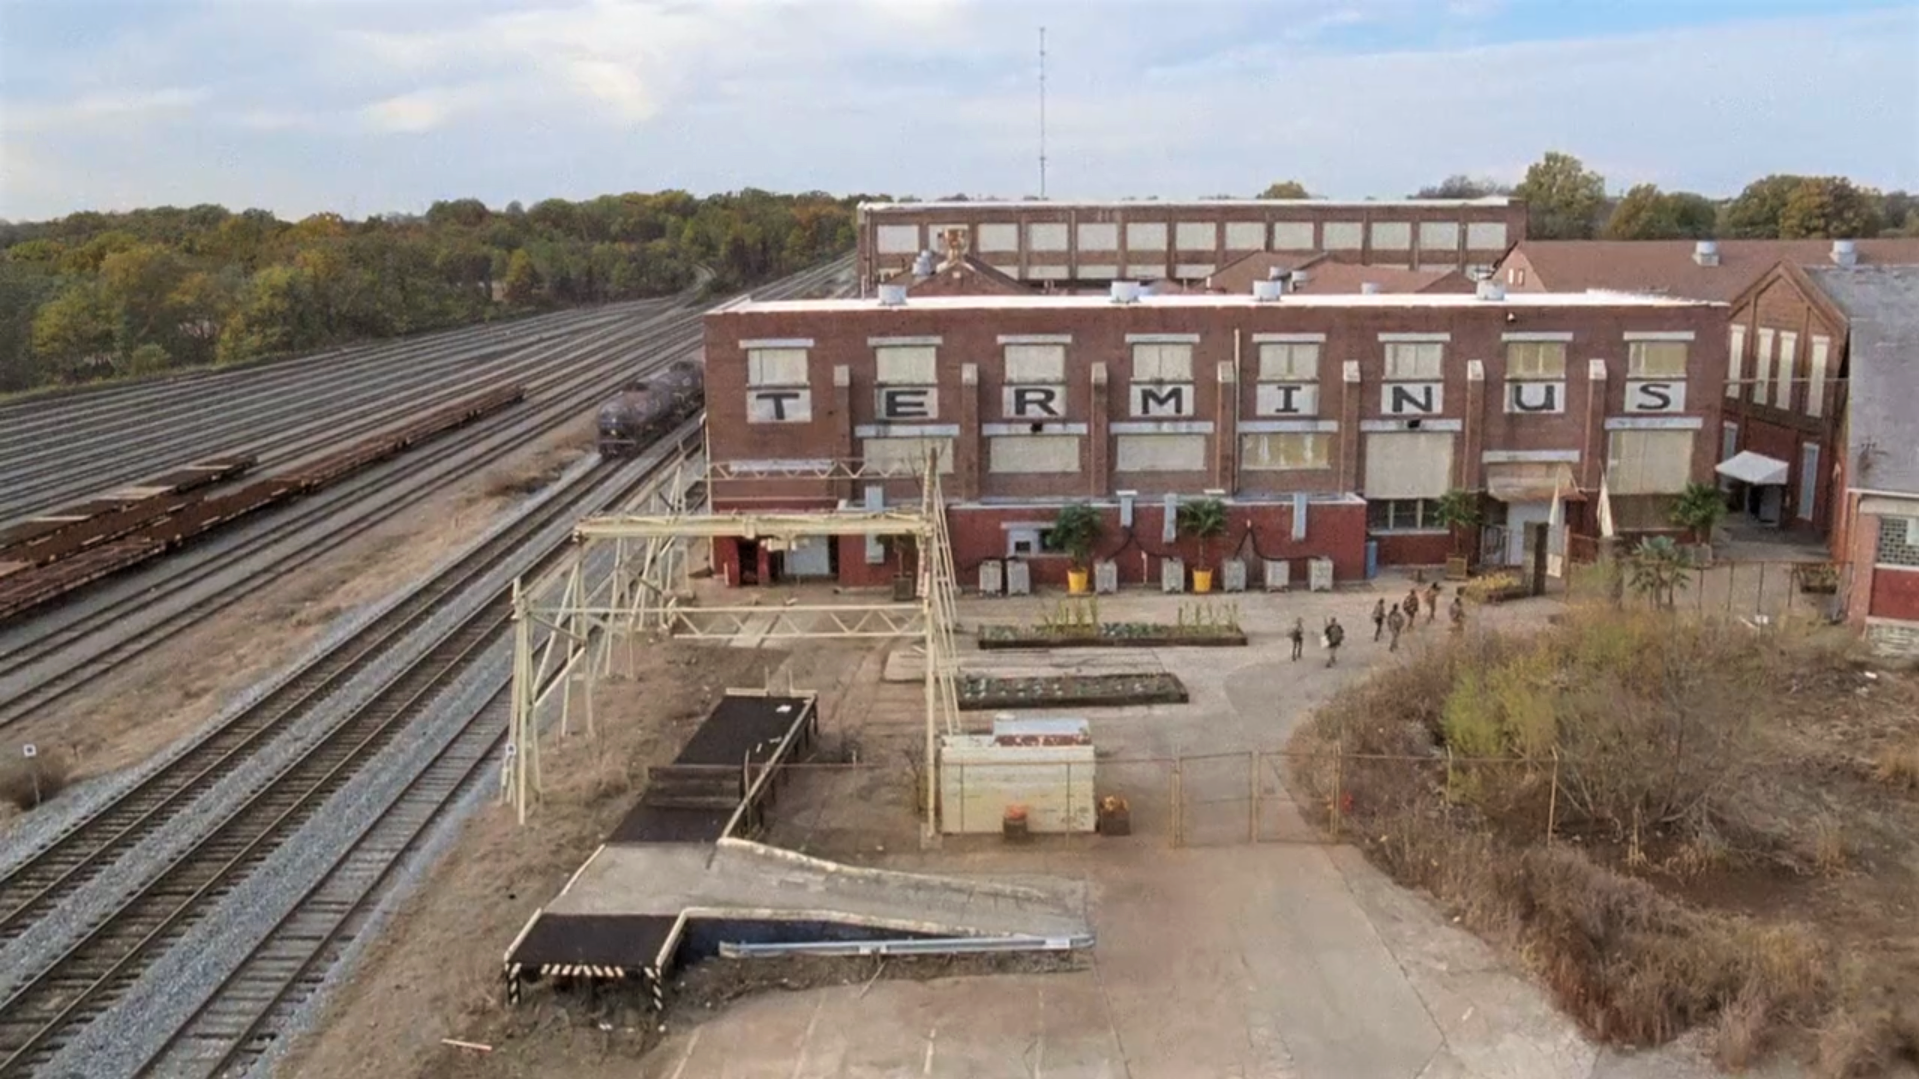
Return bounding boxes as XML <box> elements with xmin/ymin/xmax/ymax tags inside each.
<box><xmin>861</xmin><ymin>436</ymin><xmax>954</xmax><ymax>474</ymax></box>
<box><xmin>1798</xmin><ymin>443</ymin><xmax>1819</xmax><ymax>521</ymax></box>
<box><xmin>747</xmin><ymin>347</ymin><xmax>809</xmax><ymax>387</ymax></box>
<box><xmin>1807</xmin><ymin>335</ymin><xmax>1830</xmax><ymax>418</ymax></box>
<box><xmin>1363</xmin><ymin>431</ymin><xmax>1454</xmax><ymax>498</ymax></box>
<box><xmin>875</xmin><ymin>225</ymin><xmax>919</xmax><ymax>254</ymax></box>
<box><xmin>1125</xmin><ymin>222</ymin><xmax>1168</xmax><ymax>250</ymax></box>
<box><xmin>1384</xmin><ymin>342</ymin><xmax>1444</xmax><ymax>380</ymax></box>
<box><xmin>1370</xmin><ymin>222</ymin><xmax>1412</xmax><ymax>249</ymax></box>
<box><xmin>1322</xmin><ymin>221</ymin><xmax>1363</xmax><ymax>249</ymax></box>
<box><xmin>1241</xmin><ymin>433</ymin><xmax>1332</xmax><ymax>471</ymax></box>
<box><xmin>1003</xmin><ymin>343</ymin><xmax>1065</xmax><ymax>383</ymax></box>
<box><xmin>1115</xmin><ymin>433</ymin><xmax>1206</xmax><ymax>472</ymax></box>
<box><xmin>1131</xmin><ymin>343</ymin><xmax>1193</xmax><ymax>382</ymax></box>
<box><xmin>1175</xmin><ymin>221</ymin><xmax>1216</xmax><ymax>249</ymax></box>
<box><xmin>1466</xmin><ymin>222</ymin><xmax>1509</xmax><ymax>249</ymax></box>
<box><xmin>1726</xmin><ymin>324</ymin><xmax>1746</xmax><ymax>399</ymax></box>
<box><xmin>1417</xmin><ymin>221</ymin><xmax>1460</xmax><ymax>252</ymax></box>
<box><xmin>987</xmin><ymin>435</ymin><xmax>1079</xmax><ymax>474</ymax></box>
<box><xmin>1721</xmin><ymin>421</ymin><xmax>1739</xmax><ymax>464</ymax></box>
<box><xmin>1366</xmin><ymin>498</ymin><xmax>1445</xmax><ymax>532</ymax></box>
<box><xmin>1076</xmin><ymin>222</ymin><xmax>1118</xmax><ymax>250</ymax></box>
<box><xmin>1606</xmin><ymin>430</ymin><xmax>1694</xmax><ymax>494</ymax></box>
<box><xmin>977</xmin><ymin>223</ymin><xmax>1019</xmax><ymax>252</ymax></box>
<box><xmin>1753</xmin><ymin>328</ymin><xmax>1775</xmax><ymax>405</ymax></box>
<box><xmin>1257</xmin><ymin>342</ymin><xmax>1320</xmax><ymax>381</ymax></box>
<box><xmin>1774</xmin><ymin>331</ymin><xmax>1798</xmax><ymax>409</ymax></box>
<box><xmin>874</xmin><ymin>345</ymin><xmax>937</xmax><ymax>384</ymax></box>
<box><xmin>1505</xmin><ymin>341</ymin><xmax>1567</xmax><ymax>379</ymax></box>
<box><xmin>1224</xmin><ymin>222</ymin><xmax>1265</xmax><ymax>250</ymax></box>
<box><xmin>1272</xmin><ymin>221</ymin><xmax>1315</xmax><ymax>249</ymax></box>
<box><xmin>1877</xmin><ymin>516</ymin><xmax>1919</xmax><ymax>567</ymax></box>
<box><xmin>1628</xmin><ymin>340</ymin><xmax>1688</xmax><ymax>379</ymax></box>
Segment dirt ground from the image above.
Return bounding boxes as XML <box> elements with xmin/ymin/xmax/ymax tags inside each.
<box><xmin>0</xmin><ymin>416</ymin><xmax>598</xmax><ymax>813</ymax></box>
<box><xmin>273</xmin><ymin>640</ymin><xmax>868</xmax><ymax>1079</ymax></box>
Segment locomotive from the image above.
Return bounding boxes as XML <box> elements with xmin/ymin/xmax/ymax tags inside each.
<box><xmin>595</xmin><ymin>359</ymin><xmax>704</xmax><ymax>458</ymax></box>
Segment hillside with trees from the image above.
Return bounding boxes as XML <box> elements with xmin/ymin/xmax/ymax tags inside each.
<box><xmin>0</xmin><ymin>189</ymin><xmax>860</xmax><ymax>394</ymax></box>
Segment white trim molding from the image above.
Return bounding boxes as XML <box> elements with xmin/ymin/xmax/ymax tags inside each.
<box><xmin>1501</xmin><ymin>331</ymin><xmax>1576</xmax><ymax>342</ymax></box>
<box><xmin>868</xmin><ymin>335</ymin><xmax>943</xmax><ymax>347</ymax></box>
<box><xmin>1240</xmin><ymin>419</ymin><xmax>1339</xmax><ymax>434</ymax></box>
<box><xmin>1378</xmin><ymin>332</ymin><xmax>1451</xmax><ymax>343</ymax></box>
<box><xmin>740</xmin><ymin>337</ymin><xmax>815</xmax><ymax>349</ymax></box>
<box><xmin>981</xmin><ymin>422</ymin><xmax>1090</xmax><ymax>436</ymax></box>
<box><xmin>1603</xmin><ymin>416</ymin><xmax>1703</xmax><ymax>431</ymax></box>
<box><xmin>997</xmin><ymin>333</ymin><xmax>1074</xmax><ymax>345</ymax></box>
<box><xmin>1124</xmin><ymin>333</ymin><xmax>1202</xmax><ymax>344</ymax></box>
<box><xmin>854</xmin><ymin>423</ymin><xmax>962</xmax><ymax>438</ymax></box>
<box><xmin>1109</xmin><ymin>420</ymin><xmax>1216</xmax><ymax>435</ymax></box>
<box><xmin>1360</xmin><ymin>418</ymin><xmax>1463</xmax><ymax>432</ymax></box>
<box><xmin>1623</xmin><ymin>330</ymin><xmax>1697</xmax><ymax>342</ymax></box>
<box><xmin>1250</xmin><ymin>332</ymin><xmax>1328</xmax><ymax>344</ymax></box>
<box><xmin>1482</xmin><ymin>449</ymin><xmax>1581</xmax><ymax>463</ymax></box>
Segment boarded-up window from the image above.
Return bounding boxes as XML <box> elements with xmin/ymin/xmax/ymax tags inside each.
<box><xmin>1224</xmin><ymin>222</ymin><xmax>1265</xmax><ymax>250</ymax></box>
<box><xmin>1506</xmin><ymin>341</ymin><xmax>1566</xmax><ymax>379</ymax></box>
<box><xmin>1115</xmin><ymin>433</ymin><xmax>1206</xmax><ymax>472</ymax></box>
<box><xmin>1726</xmin><ymin>325</ymin><xmax>1746</xmax><ymax>399</ymax></box>
<box><xmin>1175</xmin><ymin>222</ymin><xmax>1216</xmax><ymax>249</ymax></box>
<box><xmin>1323</xmin><ymin>221</ymin><xmax>1363</xmax><ymax>249</ymax></box>
<box><xmin>1384</xmin><ymin>342</ymin><xmax>1444</xmax><ymax>380</ymax></box>
<box><xmin>1630</xmin><ymin>340</ymin><xmax>1688</xmax><ymax>379</ymax></box>
<box><xmin>1241</xmin><ymin>433</ymin><xmax>1331</xmax><ymax>470</ymax></box>
<box><xmin>1371</xmin><ymin>222</ymin><xmax>1411</xmax><ymax>249</ymax></box>
<box><xmin>1258</xmin><ymin>342</ymin><xmax>1319</xmax><ymax>381</ymax></box>
<box><xmin>1774</xmin><ymin>332</ymin><xmax>1797</xmax><ymax>409</ymax></box>
<box><xmin>1364</xmin><ymin>431</ymin><xmax>1453</xmax><ymax>498</ymax></box>
<box><xmin>748</xmin><ymin>348</ymin><xmax>808</xmax><ymax>386</ymax></box>
<box><xmin>1125</xmin><ymin>222</ymin><xmax>1168</xmax><ymax>250</ymax></box>
<box><xmin>875</xmin><ymin>225</ymin><xmax>919</xmax><ymax>254</ymax></box>
<box><xmin>1606</xmin><ymin>430</ymin><xmax>1694</xmax><ymax>494</ymax></box>
<box><xmin>1807</xmin><ymin>335</ymin><xmax>1830</xmax><ymax>417</ymax></box>
<box><xmin>1272</xmin><ymin>221</ymin><xmax>1314</xmax><ymax>249</ymax></box>
<box><xmin>1466</xmin><ymin>222</ymin><xmax>1509</xmax><ymax>249</ymax></box>
<box><xmin>1076</xmin><ymin>222</ymin><xmax>1118</xmax><ymax>250</ymax></box>
<box><xmin>988</xmin><ymin>435</ymin><xmax>1079</xmax><ymax>473</ymax></box>
<box><xmin>1004</xmin><ymin>343</ymin><xmax>1065</xmax><ymax>382</ymax></box>
<box><xmin>1132</xmin><ymin>343</ymin><xmax>1193</xmax><ymax>382</ymax></box>
<box><xmin>863</xmin><ymin>436</ymin><xmax>954</xmax><ymax>474</ymax></box>
<box><xmin>875</xmin><ymin>345</ymin><xmax>937</xmax><ymax>383</ymax></box>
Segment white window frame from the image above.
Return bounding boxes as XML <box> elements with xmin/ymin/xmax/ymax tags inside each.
<box><xmin>1003</xmin><ymin>343</ymin><xmax>1066</xmax><ymax>383</ymax></box>
<box><xmin>874</xmin><ymin>344</ymin><xmax>938</xmax><ymax>385</ymax></box>
<box><xmin>1726</xmin><ymin>324</ymin><xmax>1746</xmax><ymax>399</ymax></box>
<box><xmin>747</xmin><ymin>347</ymin><xmax>809</xmax><ymax>387</ymax></box>
<box><xmin>1131</xmin><ymin>342</ymin><xmax>1193</xmax><ymax>382</ymax></box>
<box><xmin>1257</xmin><ymin>342</ymin><xmax>1320</xmax><ymax>382</ymax></box>
<box><xmin>1753</xmin><ymin>328</ymin><xmax>1775</xmax><ymax>405</ymax></box>
<box><xmin>1627</xmin><ymin>340</ymin><xmax>1688</xmax><ymax>379</ymax></box>
<box><xmin>1806</xmin><ymin>335</ymin><xmax>1830</xmax><ymax>418</ymax></box>
<box><xmin>1240</xmin><ymin>432</ymin><xmax>1332</xmax><ymax>471</ymax></box>
<box><xmin>1505</xmin><ymin>341</ymin><xmax>1567</xmax><ymax>379</ymax></box>
<box><xmin>1384</xmin><ymin>341</ymin><xmax>1444</xmax><ymax>380</ymax></box>
<box><xmin>1774</xmin><ymin>331</ymin><xmax>1797</xmax><ymax>409</ymax></box>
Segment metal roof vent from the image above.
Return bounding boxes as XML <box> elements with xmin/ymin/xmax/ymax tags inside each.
<box><xmin>1360</xmin><ymin>282</ymin><xmax>1382</xmax><ymax>295</ymax></box>
<box><xmin>1290</xmin><ymin>268</ymin><xmax>1310</xmax><ymax>291</ymax></box>
<box><xmin>877</xmin><ymin>284</ymin><xmax>908</xmax><ymax>307</ymax></box>
<box><xmin>1832</xmin><ymin>239</ymin><xmax>1858</xmax><ymax>267</ymax></box>
<box><xmin>911</xmin><ymin>250</ymin><xmax>935</xmax><ymax>277</ymax></box>
<box><xmin>1693</xmin><ymin>240</ymin><xmax>1720</xmax><ymax>267</ymax></box>
<box><xmin>1109</xmin><ymin>280</ymin><xmax>1141</xmax><ymax>304</ymax></box>
<box><xmin>1252</xmin><ymin>279</ymin><xmax>1283</xmax><ymax>302</ymax></box>
<box><xmin>1476</xmin><ymin>279</ymin><xmax>1507</xmax><ymax>301</ymax></box>
<box><xmin>1267</xmin><ymin>266</ymin><xmax>1285</xmax><ymax>280</ymax></box>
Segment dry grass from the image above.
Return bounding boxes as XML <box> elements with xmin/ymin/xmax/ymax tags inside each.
<box><xmin>0</xmin><ymin>754</ymin><xmax>72</xmax><ymax>811</ymax></box>
<box><xmin>1289</xmin><ymin>609</ymin><xmax>1919</xmax><ymax>1076</ymax></box>
<box><xmin>1872</xmin><ymin>742</ymin><xmax>1919</xmax><ymax>790</ymax></box>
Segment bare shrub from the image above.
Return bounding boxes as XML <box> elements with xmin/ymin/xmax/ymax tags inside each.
<box><xmin>0</xmin><ymin>753</ymin><xmax>72</xmax><ymax>811</ymax></box>
<box><xmin>1872</xmin><ymin>742</ymin><xmax>1919</xmax><ymax>790</ymax></box>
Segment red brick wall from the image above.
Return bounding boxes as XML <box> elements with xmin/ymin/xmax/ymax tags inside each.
<box><xmin>1374</xmin><ymin>532</ymin><xmax>1452</xmax><ymax>566</ymax></box>
<box><xmin>1869</xmin><ymin>566</ymin><xmax>1919</xmax><ymax>622</ymax></box>
<box><xmin>1722</xmin><ymin>268</ymin><xmax>1848</xmax><ymax>535</ymax></box>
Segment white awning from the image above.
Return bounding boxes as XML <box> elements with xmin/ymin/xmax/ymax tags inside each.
<box><xmin>1715</xmin><ymin>450</ymin><xmax>1789</xmax><ymax>486</ymax></box>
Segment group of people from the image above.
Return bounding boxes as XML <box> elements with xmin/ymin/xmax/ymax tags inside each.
<box><xmin>1285</xmin><ymin>580</ymin><xmax>1466</xmax><ymax>668</ymax></box>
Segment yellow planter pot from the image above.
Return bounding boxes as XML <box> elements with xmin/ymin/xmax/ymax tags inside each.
<box><xmin>1192</xmin><ymin>568</ymin><xmax>1214</xmax><ymax>593</ymax></box>
<box><xmin>1067</xmin><ymin>567</ymin><xmax>1091</xmax><ymax>594</ymax></box>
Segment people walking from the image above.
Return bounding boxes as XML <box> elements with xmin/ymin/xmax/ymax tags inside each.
<box><xmin>1450</xmin><ymin>591</ymin><xmax>1466</xmax><ymax>633</ymax></box>
<box><xmin>1426</xmin><ymin>580</ymin><xmax>1442</xmax><ymax>624</ymax></box>
<box><xmin>1371</xmin><ymin>597</ymin><xmax>1387</xmax><ymax>641</ymax></box>
<box><xmin>1386</xmin><ymin>604</ymin><xmax>1405</xmax><ymax>652</ymax></box>
<box><xmin>1288</xmin><ymin>617</ymin><xmax>1305</xmax><ymax>661</ymax></box>
<box><xmin>1402</xmin><ymin>588</ymin><xmax>1421</xmax><ymax>631</ymax></box>
<box><xmin>1324</xmin><ymin>617</ymin><xmax>1344</xmax><ymax>668</ymax></box>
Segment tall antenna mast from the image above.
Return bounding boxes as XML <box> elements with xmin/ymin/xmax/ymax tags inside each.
<box><xmin>1038</xmin><ymin>25</ymin><xmax>1048</xmax><ymax>200</ymax></box>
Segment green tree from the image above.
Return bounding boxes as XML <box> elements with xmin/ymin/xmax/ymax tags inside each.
<box><xmin>1627</xmin><ymin>537</ymin><xmax>1691</xmax><ymax>610</ymax></box>
<box><xmin>1515</xmin><ymin>151</ymin><xmax>1606</xmax><ymax>239</ymax></box>
<box><xmin>31</xmin><ymin>283</ymin><xmax>119</xmax><ymax>379</ymax></box>
<box><xmin>1602</xmin><ymin>185</ymin><xmax>1717</xmax><ymax>240</ymax></box>
<box><xmin>1413</xmin><ymin>175</ymin><xmax>1512</xmax><ymax>199</ymax></box>
<box><xmin>1778</xmin><ymin>177</ymin><xmax>1879</xmax><ymax>239</ymax></box>
<box><xmin>1257</xmin><ymin>180</ymin><xmax>1311</xmax><ymax>199</ymax></box>
<box><xmin>502</xmin><ymin>249</ymin><xmax>540</xmax><ymax>305</ymax></box>
<box><xmin>1722</xmin><ymin>174</ymin><xmax>1804</xmax><ymax>238</ymax></box>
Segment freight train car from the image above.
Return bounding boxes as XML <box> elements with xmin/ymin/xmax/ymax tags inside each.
<box><xmin>596</xmin><ymin>359</ymin><xmax>703</xmax><ymax>458</ymax></box>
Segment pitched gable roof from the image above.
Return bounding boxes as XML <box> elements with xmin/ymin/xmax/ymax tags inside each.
<box><xmin>1504</xmin><ymin>239</ymin><xmax>1919</xmax><ymax>302</ymax></box>
<box><xmin>1805</xmin><ymin>265</ymin><xmax>1919</xmax><ymax>494</ymax></box>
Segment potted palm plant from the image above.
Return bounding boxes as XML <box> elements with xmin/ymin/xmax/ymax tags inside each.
<box><xmin>1176</xmin><ymin>497</ymin><xmax>1229</xmax><ymax>593</ymax></box>
<box><xmin>1051</xmin><ymin>502</ymin><xmax>1104</xmax><ymax>595</ymax></box>
<box><xmin>1669</xmin><ymin>481</ymin><xmax>1728</xmax><ymax>566</ymax></box>
<box><xmin>1432</xmin><ymin>488</ymin><xmax>1481</xmax><ymax>581</ymax></box>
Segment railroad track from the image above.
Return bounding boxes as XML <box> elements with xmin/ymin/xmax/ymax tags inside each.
<box><xmin>0</xmin><ymin>425</ymin><xmax>703</xmax><ymax>1075</ymax></box>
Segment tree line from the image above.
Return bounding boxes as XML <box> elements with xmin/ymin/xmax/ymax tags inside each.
<box><xmin>0</xmin><ymin>189</ymin><xmax>859</xmax><ymax>394</ymax></box>
<box><xmin>1261</xmin><ymin>152</ymin><xmax>1917</xmax><ymax>241</ymax></box>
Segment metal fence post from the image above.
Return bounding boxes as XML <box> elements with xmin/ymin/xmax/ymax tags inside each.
<box><xmin>1330</xmin><ymin>740</ymin><xmax>1344</xmax><ymax>841</ymax></box>
<box><xmin>1247</xmin><ymin>750</ymin><xmax>1258</xmax><ymax>843</ymax></box>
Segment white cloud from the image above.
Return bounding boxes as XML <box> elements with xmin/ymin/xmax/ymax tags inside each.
<box><xmin>2</xmin><ymin>87</ymin><xmax>208</xmax><ymax>133</ymax></box>
<box><xmin>360</xmin><ymin>86</ymin><xmax>489</xmax><ymax>133</ymax></box>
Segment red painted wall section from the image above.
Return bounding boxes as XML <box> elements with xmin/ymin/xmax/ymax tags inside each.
<box><xmin>1373</xmin><ymin>532</ymin><xmax>1452</xmax><ymax>567</ymax></box>
<box><xmin>1869</xmin><ymin>566</ymin><xmax>1919</xmax><ymax>622</ymax></box>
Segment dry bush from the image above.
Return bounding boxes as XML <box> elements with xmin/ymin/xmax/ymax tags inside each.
<box><xmin>0</xmin><ymin>754</ymin><xmax>71</xmax><ymax>811</ymax></box>
<box><xmin>1872</xmin><ymin>742</ymin><xmax>1919</xmax><ymax>790</ymax></box>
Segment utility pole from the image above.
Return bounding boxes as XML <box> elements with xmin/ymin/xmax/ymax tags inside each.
<box><xmin>1038</xmin><ymin>25</ymin><xmax>1048</xmax><ymax>200</ymax></box>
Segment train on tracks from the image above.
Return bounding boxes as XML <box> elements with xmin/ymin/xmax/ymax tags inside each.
<box><xmin>596</xmin><ymin>359</ymin><xmax>703</xmax><ymax>459</ymax></box>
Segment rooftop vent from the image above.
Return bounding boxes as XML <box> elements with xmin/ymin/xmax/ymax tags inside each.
<box><xmin>1109</xmin><ymin>280</ymin><xmax>1141</xmax><ymax>304</ymax></box>
<box><xmin>1693</xmin><ymin>240</ymin><xmax>1720</xmax><ymax>267</ymax></box>
<box><xmin>1267</xmin><ymin>266</ymin><xmax>1285</xmax><ymax>280</ymax></box>
<box><xmin>877</xmin><ymin>284</ymin><xmax>908</xmax><ymax>307</ymax></box>
<box><xmin>1289</xmin><ymin>268</ymin><xmax>1310</xmax><ymax>291</ymax></box>
<box><xmin>1832</xmin><ymin>239</ymin><xmax>1858</xmax><ymax>267</ymax></box>
<box><xmin>1360</xmin><ymin>282</ymin><xmax>1382</xmax><ymax>295</ymax></box>
<box><xmin>911</xmin><ymin>250</ymin><xmax>935</xmax><ymax>277</ymax></box>
<box><xmin>1252</xmin><ymin>279</ymin><xmax>1283</xmax><ymax>302</ymax></box>
<box><xmin>1476</xmin><ymin>279</ymin><xmax>1507</xmax><ymax>302</ymax></box>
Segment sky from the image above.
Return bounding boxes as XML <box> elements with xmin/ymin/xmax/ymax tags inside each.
<box><xmin>0</xmin><ymin>0</ymin><xmax>1915</xmax><ymax>221</ymax></box>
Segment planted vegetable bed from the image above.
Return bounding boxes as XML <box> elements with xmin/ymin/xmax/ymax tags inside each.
<box><xmin>977</xmin><ymin>622</ymin><xmax>1247</xmax><ymax>649</ymax></box>
<box><xmin>958</xmin><ymin>672</ymin><xmax>1190</xmax><ymax>711</ymax></box>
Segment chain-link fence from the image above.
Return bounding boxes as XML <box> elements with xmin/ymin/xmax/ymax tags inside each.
<box><xmin>1562</xmin><ymin>554</ymin><xmax>1851</xmax><ymax>625</ymax></box>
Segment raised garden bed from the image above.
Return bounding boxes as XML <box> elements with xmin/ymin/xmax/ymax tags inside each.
<box><xmin>958</xmin><ymin>672</ymin><xmax>1190</xmax><ymax>711</ymax></box>
<box><xmin>976</xmin><ymin>623</ymin><xmax>1248</xmax><ymax>649</ymax></box>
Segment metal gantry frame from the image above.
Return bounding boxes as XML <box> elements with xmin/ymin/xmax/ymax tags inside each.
<box><xmin>504</xmin><ymin>452</ymin><xmax>961</xmax><ymax>845</ymax></box>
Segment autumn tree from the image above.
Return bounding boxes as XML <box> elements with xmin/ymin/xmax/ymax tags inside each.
<box><xmin>1777</xmin><ymin>177</ymin><xmax>1879</xmax><ymax>239</ymax></box>
<box><xmin>1257</xmin><ymin>180</ymin><xmax>1312</xmax><ymax>199</ymax></box>
<box><xmin>1515</xmin><ymin>151</ymin><xmax>1606</xmax><ymax>239</ymax></box>
<box><xmin>1602</xmin><ymin>184</ymin><xmax>1718</xmax><ymax>240</ymax></box>
<box><xmin>1721</xmin><ymin>175</ymin><xmax>1804</xmax><ymax>238</ymax></box>
<box><xmin>502</xmin><ymin>249</ymin><xmax>540</xmax><ymax>305</ymax></box>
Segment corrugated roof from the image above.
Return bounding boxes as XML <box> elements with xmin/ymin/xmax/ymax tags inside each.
<box><xmin>1507</xmin><ymin>239</ymin><xmax>1919</xmax><ymax>302</ymax></box>
<box><xmin>1805</xmin><ymin>265</ymin><xmax>1919</xmax><ymax>494</ymax></box>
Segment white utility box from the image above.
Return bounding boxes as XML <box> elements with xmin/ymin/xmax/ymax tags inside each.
<box><xmin>1264</xmin><ymin>559</ymin><xmax>1291</xmax><ymax>591</ymax></box>
<box><xmin>1005</xmin><ymin>559</ymin><xmax>1032</xmax><ymax>596</ymax></box>
<box><xmin>1094</xmin><ymin>560</ymin><xmax>1119</xmax><ymax>594</ymax></box>
<box><xmin>1161</xmin><ymin>557</ymin><xmax>1186</xmax><ymax>593</ymax></box>
<box><xmin>1308</xmin><ymin>556</ymin><xmax>1335</xmax><ymax>593</ymax></box>
<box><xmin>1222</xmin><ymin>559</ymin><xmax>1247</xmax><ymax>593</ymax></box>
<box><xmin>978</xmin><ymin>559</ymin><xmax>1003</xmax><ymax>596</ymax></box>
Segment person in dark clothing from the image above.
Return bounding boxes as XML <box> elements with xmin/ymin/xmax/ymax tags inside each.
<box><xmin>1371</xmin><ymin>597</ymin><xmax>1387</xmax><ymax>641</ymax></box>
<box><xmin>1386</xmin><ymin>604</ymin><xmax>1406</xmax><ymax>652</ymax></box>
<box><xmin>1450</xmin><ymin>591</ymin><xmax>1466</xmax><ymax>633</ymax></box>
<box><xmin>1403</xmin><ymin>589</ymin><xmax>1422</xmax><ymax>630</ymax></box>
<box><xmin>1288</xmin><ymin>617</ymin><xmax>1305</xmax><ymax>661</ymax></box>
<box><xmin>1426</xmin><ymin>580</ymin><xmax>1443</xmax><ymax>623</ymax></box>
<box><xmin>1324</xmin><ymin>617</ymin><xmax>1345</xmax><ymax>668</ymax></box>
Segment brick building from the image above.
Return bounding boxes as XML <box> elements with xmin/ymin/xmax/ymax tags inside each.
<box><xmin>703</xmin><ymin>284</ymin><xmax>1724</xmax><ymax>589</ymax></box>
<box><xmin>857</xmin><ymin>198</ymin><xmax>1526</xmax><ymax>294</ymax></box>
